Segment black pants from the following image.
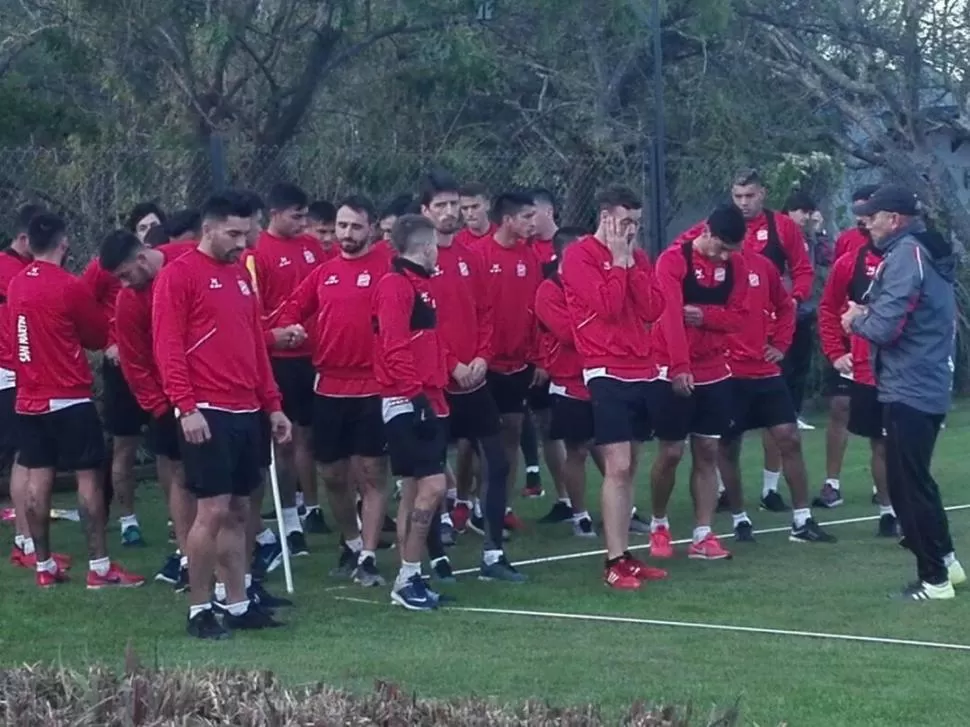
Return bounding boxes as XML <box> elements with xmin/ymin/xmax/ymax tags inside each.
<box><xmin>884</xmin><ymin>402</ymin><xmax>953</xmax><ymax>584</ymax></box>
<box><xmin>782</xmin><ymin>316</ymin><xmax>814</xmax><ymax>414</ymax></box>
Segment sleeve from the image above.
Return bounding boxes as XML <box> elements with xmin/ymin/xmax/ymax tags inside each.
<box><xmin>534</xmin><ymin>283</ymin><xmax>575</xmax><ymax>345</ymax></box>
<box><xmin>375</xmin><ymin>277</ymin><xmax>422</xmax><ymax>399</ymax></box>
<box><xmin>767</xmin><ymin>264</ymin><xmax>796</xmax><ymax>353</ymax></box>
<box><xmin>470</xmin><ymin>252</ymin><xmax>494</xmax><ymax>362</ymax></box>
<box><xmin>628</xmin><ymin>250</ymin><xmax>665</xmax><ymax>323</ymax></box>
<box><xmin>81</xmin><ymin>261</ymin><xmax>119</xmax><ymax>348</ymax></box>
<box><xmin>525</xmin><ymin>256</ymin><xmax>542</xmax><ymax>366</ymax></box>
<box><xmin>817</xmin><ymin>255</ymin><xmax>852</xmax><ymax>362</ymax></box>
<box><xmin>781</xmin><ymin>218</ymin><xmax>814</xmax><ymax>302</ymax></box>
<box><xmin>655</xmin><ymin>251</ymin><xmax>691</xmax><ymax>377</ymax></box>
<box><xmin>152</xmin><ymin>269</ymin><xmax>199</xmax><ymax>415</ymax></box>
<box><xmin>116</xmin><ymin>292</ymin><xmax>169</xmax><ymax>417</ymax></box>
<box><xmin>65</xmin><ymin>279</ymin><xmax>109</xmax><ymax>352</ymax></box>
<box><xmin>252</xmin><ymin>297</ymin><xmax>283</xmax><ymax>414</ymax></box>
<box><xmin>851</xmin><ymin>243</ymin><xmax>922</xmax><ymax>346</ymax></box>
<box><xmin>696</xmin><ymin>255</ymin><xmax>749</xmax><ymax>333</ymax></box>
<box><xmin>834</xmin><ymin>230</ymin><xmax>853</xmax><ymax>261</ymax></box>
<box><xmin>560</xmin><ymin>244</ymin><xmax>629</xmax><ymax>323</ymax></box>
<box><xmin>277</xmin><ymin>267</ymin><xmax>321</xmax><ymax>328</ymax></box>
<box><xmin>672</xmin><ymin>221</ymin><xmax>706</xmax><ymax>247</ymax></box>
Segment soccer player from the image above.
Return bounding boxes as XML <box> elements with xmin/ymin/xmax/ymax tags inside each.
<box><xmin>833</xmin><ymin>186</ymin><xmax>880</xmax><ymax>260</ymax></box>
<box><xmin>420</xmin><ymin>173</ymin><xmax>525</xmax><ymax>582</ymax></box>
<box><xmin>478</xmin><ymin>191</ymin><xmax>543</xmax><ymax>533</ymax></box>
<box><xmin>534</xmin><ymin>225</ymin><xmax>597</xmax><ymax>537</ymax></box>
<box><xmin>379</xmin><ymin>194</ymin><xmax>414</xmax><ymax>241</ymax></box>
<box><xmin>817</xmin><ymin>235</ymin><xmax>896</xmax><ymax>535</ymax></box>
<box><xmin>374</xmin><ymin>214</ymin><xmax>453</xmax><ymax>610</ymax></box>
<box><xmin>307</xmin><ymin>200</ymin><xmax>338</xmax><ymax>255</ymax></box>
<box><xmin>455</xmin><ymin>182</ymin><xmax>496</xmax><ymax>249</ymax></box>
<box><xmin>126</xmin><ymin>202</ymin><xmax>166</xmax><ymax>243</ymax></box>
<box><xmin>165</xmin><ymin>208</ymin><xmax>202</xmax><ymax>242</ymax></box>
<box><xmin>648</xmin><ymin>205</ymin><xmax>749</xmax><ymax>561</ymax></box>
<box><xmin>561</xmin><ymin>185</ymin><xmax>668</xmax><ymax>590</ymax></box>
<box><xmin>8</xmin><ymin>213</ymin><xmax>143</xmax><ymax>589</ymax></box>
<box><xmin>252</xmin><ymin>182</ymin><xmax>326</xmax><ymax>545</ymax></box>
<box><xmin>278</xmin><ymin>195</ymin><xmax>392</xmax><ymax>586</ymax></box>
<box><xmin>717</xmin><ymin>248</ymin><xmax>835</xmax><ymax>544</ymax></box>
<box><xmin>153</xmin><ymin>192</ymin><xmax>292</xmax><ymax>637</ymax></box>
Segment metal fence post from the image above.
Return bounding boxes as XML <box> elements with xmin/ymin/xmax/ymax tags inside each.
<box><xmin>209</xmin><ymin>133</ymin><xmax>228</xmax><ymax>192</ymax></box>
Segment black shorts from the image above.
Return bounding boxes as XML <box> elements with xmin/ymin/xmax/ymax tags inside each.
<box><xmin>650</xmin><ymin>379</ymin><xmax>733</xmax><ymax>442</ymax></box>
<box><xmin>257</xmin><ymin>413</ymin><xmax>271</xmax><ymax>469</ymax></box>
<box><xmin>446</xmin><ymin>386</ymin><xmax>501</xmax><ymax>441</ymax></box>
<box><xmin>312</xmin><ymin>395</ymin><xmax>385</xmax><ymax>464</ymax></box>
<box><xmin>548</xmin><ymin>394</ymin><xmax>595</xmax><ymax>445</ymax></box>
<box><xmin>18</xmin><ymin>402</ymin><xmax>106</xmax><ymax>471</ymax></box>
<box><xmin>848</xmin><ymin>382</ymin><xmax>884</xmax><ymax>439</ymax></box>
<box><xmin>102</xmin><ymin>360</ymin><xmax>149</xmax><ymax>437</ymax></box>
<box><xmin>726</xmin><ymin>376</ymin><xmax>796</xmax><ymax>439</ymax></box>
<box><xmin>271</xmin><ymin>357</ymin><xmax>315</xmax><ymax>427</ymax></box>
<box><xmin>487</xmin><ymin>367</ymin><xmax>533</xmax><ymax>415</ymax></box>
<box><xmin>822</xmin><ymin>366</ymin><xmax>852</xmax><ymax>398</ymax></box>
<box><xmin>179</xmin><ymin>409</ymin><xmax>263</xmax><ymax>499</ymax></box>
<box><xmin>527</xmin><ymin>381</ymin><xmax>551</xmax><ymax>411</ymax></box>
<box><xmin>384</xmin><ymin>411</ymin><xmax>449</xmax><ymax>479</ymax></box>
<box><xmin>146</xmin><ymin>410</ymin><xmax>182</xmax><ymax>461</ymax></box>
<box><xmin>0</xmin><ymin>387</ymin><xmax>17</xmax><ymax>467</ymax></box>
<box><xmin>587</xmin><ymin>376</ymin><xmax>652</xmax><ymax>446</ymax></box>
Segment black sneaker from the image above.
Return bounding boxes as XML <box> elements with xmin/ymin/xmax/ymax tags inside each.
<box><xmin>716</xmin><ymin>491</ymin><xmax>730</xmax><ymax>513</ymax></box>
<box><xmin>287</xmin><ymin>531</ymin><xmax>309</xmax><ymax>557</ymax></box>
<box><xmin>431</xmin><ymin>556</ymin><xmax>456</xmax><ymax>583</ymax></box>
<box><xmin>572</xmin><ymin>517</ymin><xmax>596</xmax><ymax>538</ymax></box>
<box><xmin>248</xmin><ymin>580</ymin><xmax>293</xmax><ymax>608</ymax></box>
<box><xmin>329</xmin><ymin>543</ymin><xmax>357</xmax><ymax>578</ymax></box>
<box><xmin>302</xmin><ymin>507</ymin><xmax>331</xmax><ymax>534</ymax></box>
<box><xmin>186</xmin><ymin>608</ymin><xmax>231</xmax><ymax>640</ymax></box>
<box><xmin>538</xmin><ymin>501</ymin><xmax>573</xmax><ymax>524</ymax></box>
<box><xmin>352</xmin><ymin>556</ymin><xmax>386</xmax><ymax>588</ymax></box>
<box><xmin>254</xmin><ymin>540</ymin><xmax>283</xmax><ymax>574</ymax></box>
<box><xmin>219</xmin><ymin>601</ymin><xmax>283</xmax><ymax>630</ymax></box>
<box><xmin>760</xmin><ymin>491</ymin><xmax>790</xmax><ymax>512</ymax></box>
<box><xmin>154</xmin><ymin>552</ymin><xmax>181</xmax><ymax>584</ymax></box>
<box><xmin>382</xmin><ymin>514</ymin><xmax>397</xmax><ymax>533</ymax></box>
<box><xmin>174</xmin><ymin>566</ymin><xmax>190</xmax><ymax>593</ymax></box>
<box><xmin>734</xmin><ymin>521</ymin><xmax>756</xmax><ymax>542</ymax></box>
<box><xmin>628</xmin><ymin>512</ymin><xmax>651</xmax><ymax>535</ymax></box>
<box><xmin>811</xmin><ymin>483</ymin><xmax>844</xmax><ymax>509</ymax></box>
<box><xmin>877</xmin><ymin>513</ymin><xmax>898</xmax><ymax>538</ymax></box>
<box><xmin>789</xmin><ymin>518</ymin><xmax>837</xmax><ymax>543</ymax></box>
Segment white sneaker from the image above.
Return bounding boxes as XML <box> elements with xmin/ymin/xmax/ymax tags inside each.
<box><xmin>948</xmin><ymin>559</ymin><xmax>966</xmax><ymax>586</ymax></box>
<box><xmin>796</xmin><ymin>418</ymin><xmax>815</xmax><ymax>431</ymax></box>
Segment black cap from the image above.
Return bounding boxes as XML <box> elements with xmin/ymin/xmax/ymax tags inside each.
<box><xmin>851</xmin><ymin>184</ymin><xmax>880</xmax><ymax>203</ymax></box>
<box><xmin>852</xmin><ymin>184</ymin><xmax>920</xmax><ymax>216</ymax></box>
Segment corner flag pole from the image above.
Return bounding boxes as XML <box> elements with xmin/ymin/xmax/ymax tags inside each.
<box><xmin>268</xmin><ymin>445</ymin><xmax>295</xmax><ymax>594</ymax></box>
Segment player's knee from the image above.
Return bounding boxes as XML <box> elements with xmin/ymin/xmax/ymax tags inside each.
<box><xmin>773</xmin><ymin>425</ymin><xmax>802</xmax><ymax>454</ymax></box>
<box><xmin>830</xmin><ymin>396</ymin><xmax>850</xmax><ymax>423</ymax></box>
<box><xmin>656</xmin><ymin>441</ymin><xmax>686</xmax><ymax>468</ymax></box>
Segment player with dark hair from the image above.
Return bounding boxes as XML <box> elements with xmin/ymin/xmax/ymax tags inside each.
<box><xmin>144</xmin><ymin>225</ymin><xmax>171</xmax><ymax>248</ymax></box>
<box><xmin>307</xmin><ymin>201</ymin><xmax>338</xmax><ymax>255</ymax></box>
<box><xmin>9</xmin><ymin>213</ymin><xmax>143</xmax><ymax>589</ymax></box>
<box><xmin>165</xmin><ymin>209</ymin><xmax>202</xmax><ymax>242</ymax></box>
<box><xmin>648</xmin><ymin>204</ymin><xmax>749</xmax><ymax>561</ymax></box>
<box><xmin>125</xmin><ymin>202</ymin><xmax>166</xmax><ymax>243</ymax></box>
<box><xmin>455</xmin><ymin>182</ymin><xmax>495</xmax><ymax>249</ymax></box>
<box><xmin>379</xmin><ymin>194</ymin><xmax>415</xmax><ymax>241</ymax></box>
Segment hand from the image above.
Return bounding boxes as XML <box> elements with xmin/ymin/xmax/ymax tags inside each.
<box><xmin>286</xmin><ymin>324</ymin><xmax>307</xmax><ymax>346</ymax></box>
<box><xmin>269</xmin><ymin>411</ymin><xmax>292</xmax><ymax>445</ymax></box>
<box><xmin>532</xmin><ymin>367</ymin><xmax>549</xmax><ymax>386</ymax></box>
<box><xmin>179</xmin><ymin>410</ymin><xmax>211</xmax><ymax>445</ymax></box>
<box><xmin>603</xmin><ymin>215</ymin><xmax>632</xmax><ymax>268</ymax></box>
<box><xmin>683</xmin><ymin>305</ymin><xmax>704</xmax><ymax>327</ymax></box>
<box><xmin>833</xmin><ymin>353</ymin><xmax>853</xmax><ymax>375</ymax></box>
<box><xmin>104</xmin><ymin>344</ymin><xmax>120</xmax><ymax>365</ymax></box>
<box><xmin>468</xmin><ymin>357</ymin><xmax>488</xmax><ymax>386</ymax></box>
<box><xmin>764</xmin><ymin>345</ymin><xmax>785</xmax><ymax>364</ymax></box>
<box><xmin>671</xmin><ymin>372</ymin><xmax>694</xmax><ymax>397</ymax></box>
<box><xmin>841</xmin><ymin>302</ymin><xmax>866</xmax><ymax>334</ymax></box>
<box><xmin>451</xmin><ymin>362</ymin><xmax>474</xmax><ymax>390</ymax></box>
<box><xmin>271</xmin><ymin>325</ymin><xmax>306</xmax><ymax>349</ymax></box>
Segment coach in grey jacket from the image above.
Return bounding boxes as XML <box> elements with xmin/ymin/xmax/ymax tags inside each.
<box><xmin>842</xmin><ymin>184</ymin><xmax>963</xmax><ymax>601</ymax></box>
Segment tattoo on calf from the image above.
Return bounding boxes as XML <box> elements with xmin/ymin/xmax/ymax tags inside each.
<box><xmin>409</xmin><ymin>508</ymin><xmax>434</xmax><ymax>526</ymax></box>
<box><xmin>78</xmin><ymin>503</ymin><xmax>98</xmax><ymax>558</ymax></box>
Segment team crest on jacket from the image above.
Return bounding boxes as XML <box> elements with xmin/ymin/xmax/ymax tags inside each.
<box><xmin>303</xmin><ymin>249</ymin><xmax>316</xmax><ymax>264</ymax></box>
<box><xmin>458</xmin><ymin>261</ymin><xmax>470</xmax><ymax>277</ymax></box>
<box><xmin>757</xmin><ymin>229</ymin><xmax>768</xmax><ymax>241</ymax></box>
<box><xmin>237</xmin><ymin>279</ymin><xmax>252</xmax><ymax>296</ymax></box>
<box><xmin>516</xmin><ymin>262</ymin><xmax>527</xmax><ymax>277</ymax></box>
<box><xmin>356</xmin><ymin>272</ymin><xmax>371</xmax><ymax>287</ymax></box>
<box><xmin>748</xmin><ymin>273</ymin><xmax>760</xmax><ymax>287</ymax></box>
<box><xmin>865</xmin><ymin>264</ymin><xmax>877</xmax><ymax>277</ymax></box>
<box><xmin>714</xmin><ymin>267</ymin><xmax>726</xmax><ymax>282</ymax></box>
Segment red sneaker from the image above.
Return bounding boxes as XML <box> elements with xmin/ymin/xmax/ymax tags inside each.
<box><xmin>649</xmin><ymin>526</ymin><xmax>674</xmax><ymax>559</ymax></box>
<box><xmin>687</xmin><ymin>533</ymin><xmax>732</xmax><ymax>560</ymax></box>
<box><xmin>36</xmin><ymin>567</ymin><xmax>70</xmax><ymax>588</ymax></box>
<box><xmin>451</xmin><ymin>502</ymin><xmax>471</xmax><ymax>533</ymax></box>
<box><xmin>624</xmin><ymin>555</ymin><xmax>668</xmax><ymax>581</ymax></box>
<box><xmin>12</xmin><ymin>548</ymin><xmax>73</xmax><ymax>570</ymax></box>
<box><xmin>503</xmin><ymin>511</ymin><xmax>524</xmax><ymax>531</ymax></box>
<box><xmin>604</xmin><ymin>560</ymin><xmax>641</xmax><ymax>590</ymax></box>
<box><xmin>86</xmin><ymin>563</ymin><xmax>146</xmax><ymax>590</ymax></box>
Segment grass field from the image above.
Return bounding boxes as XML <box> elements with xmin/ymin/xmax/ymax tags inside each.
<box><xmin>4</xmin><ymin>408</ymin><xmax>970</xmax><ymax>726</ymax></box>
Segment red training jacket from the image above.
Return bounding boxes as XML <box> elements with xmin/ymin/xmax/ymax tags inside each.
<box><xmin>534</xmin><ymin>275</ymin><xmax>588</xmax><ymax>400</ymax></box>
<box><xmin>373</xmin><ymin>258</ymin><xmax>450</xmax><ymax>416</ymax></box>
<box><xmin>429</xmin><ymin>240</ymin><xmax>493</xmax><ymax>393</ymax></box>
<box><xmin>455</xmin><ymin>223</ymin><xmax>497</xmax><ymax>251</ymax></box>
<box><xmin>152</xmin><ymin>249</ymin><xmax>281</xmax><ymax>415</ymax></box>
<box><xmin>114</xmin><ymin>241</ymin><xmax>197</xmax><ymax>417</ymax></box>
<box><xmin>652</xmin><ymin>242</ymin><xmax>748</xmax><ymax>384</ymax></box>
<box><xmin>477</xmin><ymin>236</ymin><xmax>542</xmax><ymax>373</ymax></box>
<box><xmin>727</xmin><ymin>252</ymin><xmax>795</xmax><ymax>379</ymax></box>
<box><xmin>833</xmin><ymin>226</ymin><xmax>869</xmax><ymax>261</ymax></box>
<box><xmin>530</xmin><ymin>237</ymin><xmax>556</xmax><ymax>265</ymax></box>
<box><xmin>278</xmin><ymin>244</ymin><xmax>392</xmax><ymax>397</ymax></box>
<box><xmin>0</xmin><ymin>248</ymin><xmax>30</xmax><ymax>376</ymax></box>
<box><xmin>8</xmin><ymin>261</ymin><xmax>108</xmax><ymax>412</ymax></box>
<box><xmin>561</xmin><ymin>235</ymin><xmax>665</xmax><ymax>381</ymax></box>
<box><xmin>81</xmin><ymin>258</ymin><xmax>122</xmax><ymax>348</ymax></box>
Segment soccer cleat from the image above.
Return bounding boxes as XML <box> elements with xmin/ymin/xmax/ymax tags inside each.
<box><xmin>649</xmin><ymin>526</ymin><xmax>674</xmax><ymax>559</ymax></box>
<box><xmin>538</xmin><ymin>501</ymin><xmax>573</xmax><ymax>524</ymax></box>
<box><xmin>254</xmin><ymin>540</ymin><xmax>283</xmax><ymax>575</ymax></box>
<box><xmin>86</xmin><ymin>563</ymin><xmax>146</xmax><ymax>590</ymax></box>
<box><xmin>286</xmin><ymin>531</ymin><xmax>309</xmax><ymax>557</ymax></box>
<box><xmin>329</xmin><ymin>543</ymin><xmax>358</xmax><ymax>578</ymax></box>
<box><xmin>302</xmin><ymin>507</ymin><xmax>331</xmax><ymax>534</ymax></box>
<box><xmin>431</xmin><ymin>556</ymin><xmax>456</xmax><ymax>583</ymax></box>
<box><xmin>11</xmin><ymin>547</ymin><xmax>72</xmax><ymax>571</ymax></box>
<box><xmin>604</xmin><ymin>559</ymin><xmax>641</xmax><ymax>590</ymax></box>
<box><xmin>219</xmin><ymin>601</ymin><xmax>284</xmax><ymax>629</ymax></box>
<box><xmin>352</xmin><ymin>556</ymin><xmax>386</xmax><ymax>588</ymax></box>
<box><xmin>186</xmin><ymin>609</ymin><xmax>231</xmax><ymax>640</ymax></box>
<box><xmin>522</xmin><ymin>470</ymin><xmax>544</xmax><ymax>498</ymax></box>
<box><xmin>174</xmin><ymin>566</ymin><xmax>190</xmax><ymax>593</ymax></box>
<box><xmin>439</xmin><ymin>518</ymin><xmax>456</xmax><ymax>547</ymax></box>
<box><xmin>572</xmin><ymin>517</ymin><xmax>596</xmax><ymax>538</ymax></box>
<box><xmin>425</xmin><ymin>584</ymin><xmax>456</xmax><ymax>606</ymax></box>
<box><xmin>623</xmin><ymin>553</ymin><xmax>668</xmax><ymax>581</ymax></box>
<box><xmin>248</xmin><ymin>580</ymin><xmax>292</xmax><ymax>608</ymax></box>
<box><xmin>790</xmin><ymin>518</ymin><xmax>837</xmax><ymax>544</ymax></box>
<box><xmin>503</xmin><ymin>510</ymin><xmax>524</xmax><ymax>531</ymax></box>
<box><xmin>811</xmin><ymin>483</ymin><xmax>843</xmax><ymax>509</ymax></box>
<box><xmin>895</xmin><ymin>580</ymin><xmax>955</xmax><ymax>601</ymax></box>
<box><xmin>688</xmin><ymin>533</ymin><xmax>732</xmax><ymax>560</ymax></box>
<box><xmin>154</xmin><ymin>552</ymin><xmax>181</xmax><ymax>584</ymax></box>
<box><xmin>877</xmin><ymin>513</ymin><xmax>898</xmax><ymax>538</ymax></box>
<box><xmin>760</xmin><ymin>491</ymin><xmax>790</xmax><ymax>512</ymax></box>
<box><xmin>451</xmin><ymin>502</ymin><xmax>471</xmax><ymax>533</ymax></box>
<box><xmin>391</xmin><ymin>574</ymin><xmax>437</xmax><ymax>611</ymax></box>
<box><xmin>734</xmin><ymin>521</ymin><xmax>756</xmax><ymax>543</ymax></box>
<box><xmin>948</xmin><ymin>559</ymin><xmax>967</xmax><ymax>586</ymax></box>
<box><xmin>628</xmin><ymin>512</ymin><xmax>651</xmax><ymax>535</ymax></box>
<box><xmin>479</xmin><ymin>555</ymin><xmax>527</xmax><ymax>583</ymax></box>
<box><xmin>36</xmin><ymin>568</ymin><xmax>70</xmax><ymax>588</ymax></box>
<box><xmin>121</xmin><ymin>525</ymin><xmax>146</xmax><ymax>547</ymax></box>
<box><xmin>796</xmin><ymin>418</ymin><xmax>815</xmax><ymax>431</ymax></box>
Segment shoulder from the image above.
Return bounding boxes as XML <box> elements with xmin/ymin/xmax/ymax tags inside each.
<box><xmin>774</xmin><ymin>212</ymin><xmax>804</xmax><ymax>237</ymax></box>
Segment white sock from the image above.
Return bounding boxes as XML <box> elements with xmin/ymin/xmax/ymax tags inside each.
<box><xmin>441</xmin><ymin>512</ymin><xmax>454</xmax><ymax>527</ymax></box>
<box><xmin>244</xmin><ymin>573</ymin><xmax>252</xmax><ymax>589</ymax></box>
<box><xmin>14</xmin><ymin>533</ymin><xmax>24</xmax><ymax>549</ymax></box>
<box><xmin>346</xmin><ymin>536</ymin><xmax>364</xmax><ymax>552</ymax></box>
<box><xmin>650</xmin><ymin>516</ymin><xmax>669</xmax><ymax>533</ymax></box>
<box><xmin>505</xmin><ymin>506</ymin><xmax>513</xmax><ymax>515</ymax></box>
<box><xmin>295</xmin><ymin>491</ymin><xmax>305</xmax><ymax>508</ymax></box>
<box><xmin>944</xmin><ymin>551</ymin><xmax>957</xmax><ymax>567</ymax></box>
<box><xmin>214</xmin><ymin>582</ymin><xmax>227</xmax><ymax>601</ymax></box>
<box><xmin>792</xmin><ymin>508</ymin><xmax>811</xmax><ymax>528</ymax></box>
<box><xmin>483</xmin><ymin>549</ymin><xmax>503</xmax><ymax>566</ymax></box>
<box><xmin>762</xmin><ymin>470</ymin><xmax>781</xmax><ymax>496</ymax></box>
<box><xmin>226</xmin><ymin>600</ymin><xmax>249</xmax><ymax>616</ymax></box>
<box><xmin>692</xmin><ymin>526</ymin><xmax>711</xmax><ymax>544</ymax></box>
<box><xmin>631</xmin><ymin>506</ymin><xmax>639</xmax><ymax>517</ymax></box>
<box><xmin>879</xmin><ymin>505</ymin><xmax>895</xmax><ymax>517</ymax></box>
<box><xmin>732</xmin><ymin>512</ymin><xmax>751</xmax><ymax>527</ymax></box>
<box><xmin>446</xmin><ymin>488</ymin><xmax>458</xmax><ymax>502</ymax></box>
<box><xmin>188</xmin><ymin>603</ymin><xmax>211</xmax><ymax>618</ymax></box>
<box><xmin>525</xmin><ymin>465</ymin><xmax>540</xmax><ymax>474</ymax></box>
<box><xmin>281</xmin><ymin>507</ymin><xmax>303</xmax><ymax>535</ymax></box>
<box><xmin>558</xmin><ymin>497</ymin><xmax>572</xmax><ymax>508</ymax></box>
<box><xmin>22</xmin><ymin>537</ymin><xmax>35</xmax><ymax>555</ymax></box>
<box><xmin>179</xmin><ymin>554</ymin><xmax>189</xmax><ymax>569</ymax></box>
<box><xmin>89</xmin><ymin>557</ymin><xmax>110</xmax><ymax>576</ymax></box>
<box><xmin>256</xmin><ymin>528</ymin><xmax>277</xmax><ymax>546</ymax></box>
<box><xmin>872</xmin><ymin>485</ymin><xmax>877</xmax><ymax>495</ymax></box>
<box><xmin>572</xmin><ymin>510</ymin><xmax>591</xmax><ymax>523</ymax></box>
<box><xmin>715</xmin><ymin>469</ymin><xmax>725</xmax><ymax>494</ymax></box>
<box><xmin>395</xmin><ymin>561</ymin><xmax>422</xmax><ymax>588</ymax></box>
<box><xmin>36</xmin><ymin>557</ymin><xmax>56</xmax><ymax>574</ymax></box>
<box><xmin>358</xmin><ymin>549</ymin><xmax>376</xmax><ymax>565</ymax></box>
<box><xmin>119</xmin><ymin>514</ymin><xmax>139</xmax><ymax>531</ymax></box>
<box><xmin>825</xmin><ymin>478</ymin><xmax>841</xmax><ymax>490</ymax></box>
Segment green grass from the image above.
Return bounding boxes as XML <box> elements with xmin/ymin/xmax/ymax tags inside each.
<box><xmin>4</xmin><ymin>409</ymin><xmax>970</xmax><ymax>726</ymax></box>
